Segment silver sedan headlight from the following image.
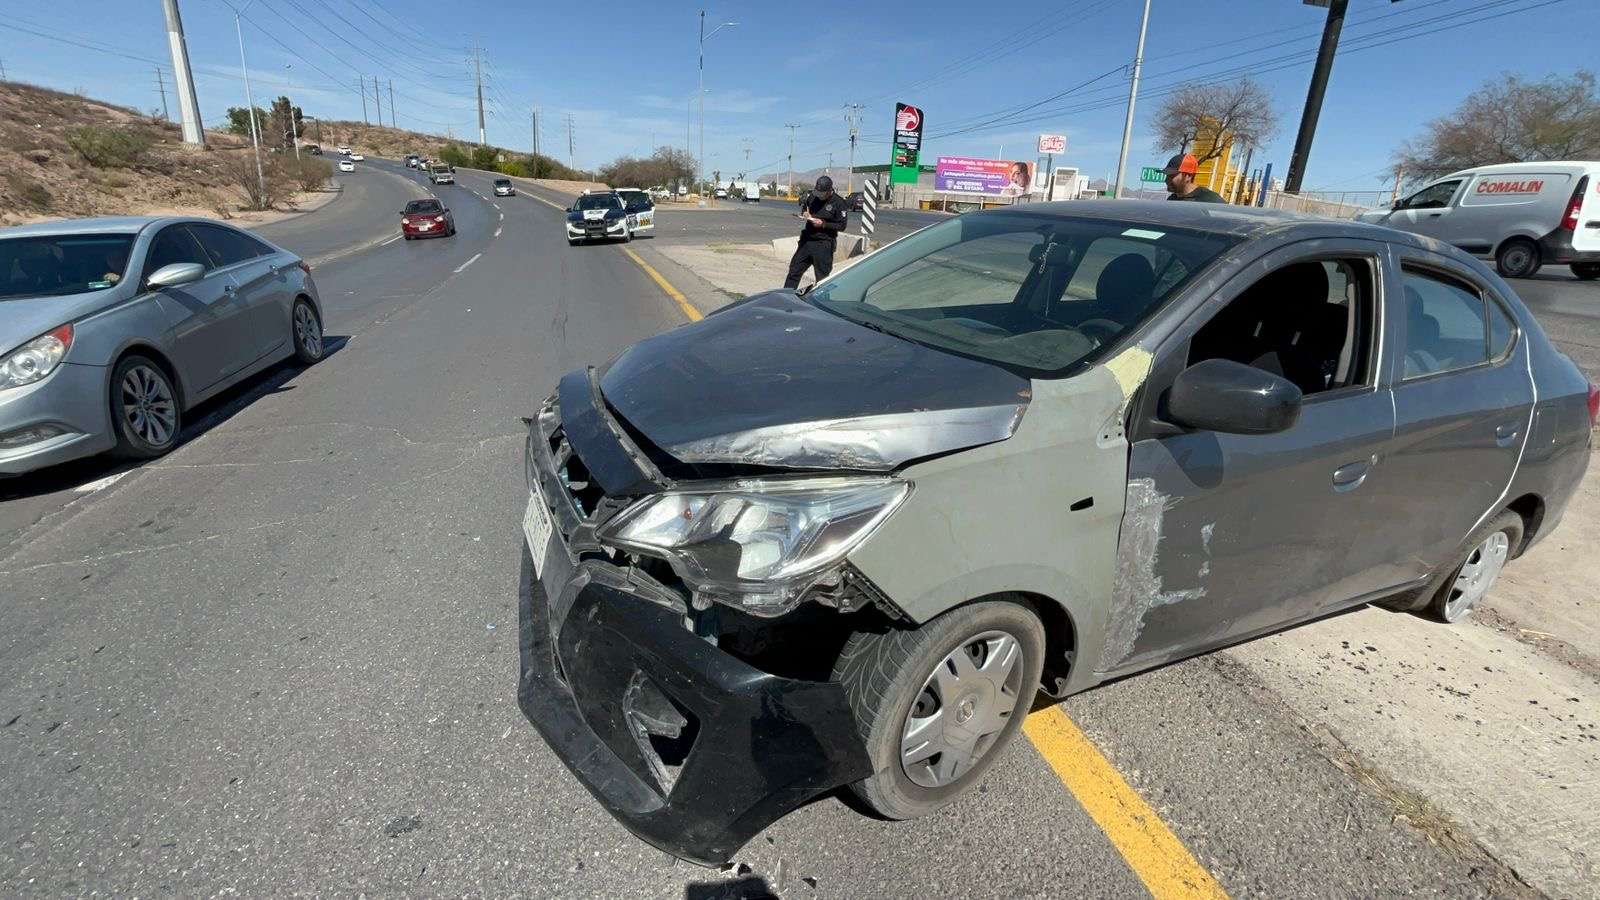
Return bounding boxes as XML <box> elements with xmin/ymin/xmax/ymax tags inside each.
<box><xmin>1</xmin><ymin>324</ymin><xmax>74</xmax><ymax>391</ymax></box>
<box><xmin>598</xmin><ymin>476</ymin><xmax>910</xmax><ymax>617</ymax></box>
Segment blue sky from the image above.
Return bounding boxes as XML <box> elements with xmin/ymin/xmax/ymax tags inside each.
<box><xmin>3</xmin><ymin>0</ymin><xmax>1588</xmax><ymax>195</ymax></box>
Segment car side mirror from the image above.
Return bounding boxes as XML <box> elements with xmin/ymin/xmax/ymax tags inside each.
<box><xmin>1165</xmin><ymin>359</ymin><xmax>1302</xmax><ymax>435</ymax></box>
<box><xmin>145</xmin><ymin>262</ymin><xmax>205</xmax><ymax>290</ymax></box>
<box><xmin>1391</xmin><ymin>199</ymin><xmax>1401</xmax><ymax>210</ymax></box>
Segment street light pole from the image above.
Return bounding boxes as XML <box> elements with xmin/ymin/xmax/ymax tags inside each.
<box><xmin>698</xmin><ymin>11</ymin><xmax>737</xmax><ymax>197</ymax></box>
<box><xmin>1113</xmin><ymin>0</ymin><xmax>1152</xmax><ymax>200</ymax></box>
<box><xmin>284</xmin><ymin>64</ymin><xmax>299</xmax><ymax>160</ymax></box>
<box><xmin>1284</xmin><ymin>0</ymin><xmax>1349</xmax><ymax>194</ymax></box>
<box><xmin>230</xmin><ymin>0</ymin><xmax>266</xmax><ymax>205</ymax></box>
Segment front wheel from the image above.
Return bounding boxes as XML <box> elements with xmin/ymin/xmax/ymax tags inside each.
<box><xmin>834</xmin><ymin>600</ymin><xmax>1045</xmax><ymax>820</ymax></box>
<box><xmin>110</xmin><ymin>355</ymin><xmax>181</xmax><ymax>459</ymax></box>
<box><xmin>1495</xmin><ymin>238</ymin><xmax>1541</xmax><ymax>278</ymax></box>
<box><xmin>292</xmin><ymin>299</ymin><xmax>324</xmax><ymax>364</ymax></box>
<box><xmin>1572</xmin><ymin>262</ymin><xmax>1600</xmax><ymax>280</ymax></box>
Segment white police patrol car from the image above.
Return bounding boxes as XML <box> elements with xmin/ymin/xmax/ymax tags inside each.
<box><xmin>565</xmin><ymin>191</ymin><xmax>634</xmax><ymax>245</ymax></box>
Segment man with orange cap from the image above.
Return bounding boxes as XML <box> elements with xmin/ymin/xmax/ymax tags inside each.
<box><xmin>1163</xmin><ymin>153</ymin><xmax>1225</xmax><ymax>203</ymax></box>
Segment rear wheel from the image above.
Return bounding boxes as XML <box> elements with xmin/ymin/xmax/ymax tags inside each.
<box><xmin>109</xmin><ymin>355</ymin><xmax>181</xmax><ymax>459</ymax></box>
<box><xmin>1427</xmin><ymin>511</ymin><xmax>1523</xmax><ymax>623</ymax></box>
<box><xmin>1495</xmin><ymin>238</ymin><xmax>1541</xmax><ymax>278</ymax></box>
<box><xmin>1572</xmin><ymin>262</ymin><xmax>1600</xmax><ymax>280</ymax></box>
<box><xmin>834</xmin><ymin>600</ymin><xmax>1045</xmax><ymax>820</ymax></box>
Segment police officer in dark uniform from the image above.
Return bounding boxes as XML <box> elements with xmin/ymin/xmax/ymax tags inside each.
<box><xmin>784</xmin><ymin>175</ymin><xmax>849</xmax><ymax>289</ymax></box>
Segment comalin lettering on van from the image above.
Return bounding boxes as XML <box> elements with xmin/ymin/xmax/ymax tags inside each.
<box><xmin>1476</xmin><ymin>179</ymin><xmax>1544</xmax><ymax>194</ymax></box>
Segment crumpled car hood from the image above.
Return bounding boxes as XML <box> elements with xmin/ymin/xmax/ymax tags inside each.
<box><xmin>598</xmin><ymin>292</ymin><xmax>1032</xmax><ymax>471</ymax></box>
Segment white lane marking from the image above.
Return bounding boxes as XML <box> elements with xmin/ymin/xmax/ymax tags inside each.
<box><xmin>498</xmin><ymin>212</ymin><xmax>504</xmax><ymax>221</ymax></box>
<box><xmin>74</xmin><ymin>472</ymin><xmax>129</xmax><ymax>493</ymax></box>
<box><xmin>494</xmin><ymin>203</ymin><xmax>501</xmax><ymax>211</ymax></box>
<box><xmin>454</xmin><ymin>252</ymin><xmax>482</xmax><ymax>274</ymax></box>
<box><xmin>494</xmin><ymin>227</ymin><xmax>502</xmax><ymax>238</ymax></box>
<box><xmin>379</xmin><ymin>233</ymin><xmax>403</xmax><ymax>246</ymax></box>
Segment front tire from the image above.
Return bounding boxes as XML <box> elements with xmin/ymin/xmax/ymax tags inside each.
<box><xmin>1495</xmin><ymin>238</ymin><xmax>1541</xmax><ymax>278</ymax></box>
<box><xmin>292</xmin><ymin>299</ymin><xmax>324</xmax><ymax>364</ymax></box>
<box><xmin>109</xmin><ymin>355</ymin><xmax>181</xmax><ymax>459</ymax></box>
<box><xmin>1572</xmin><ymin>262</ymin><xmax>1600</xmax><ymax>280</ymax></box>
<box><xmin>834</xmin><ymin>600</ymin><xmax>1045</xmax><ymax>820</ymax></box>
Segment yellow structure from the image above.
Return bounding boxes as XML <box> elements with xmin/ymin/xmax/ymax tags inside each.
<box><xmin>1190</xmin><ymin>117</ymin><xmax>1246</xmax><ymax>203</ymax></box>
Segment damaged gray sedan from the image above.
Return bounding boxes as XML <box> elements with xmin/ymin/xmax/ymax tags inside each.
<box><xmin>516</xmin><ymin>201</ymin><xmax>1596</xmax><ymax>864</ymax></box>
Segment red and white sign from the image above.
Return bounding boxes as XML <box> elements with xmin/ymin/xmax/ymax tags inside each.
<box><xmin>1037</xmin><ymin>134</ymin><xmax>1066</xmax><ymax>155</ymax></box>
<box><xmin>1476</xmin><ymin>179</ymin><xmax>1544</xmax><ymax>195</ymax></box>
<box><xmin>896</xmin><ymin>105</ymin><xmax>921</xmax><ymax>133</ymax></box>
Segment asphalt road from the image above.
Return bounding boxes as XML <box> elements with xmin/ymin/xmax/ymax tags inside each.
<box><xmin>1</xmin><ymin>165</ymin><xmax>1592</xmax><ymax>896</ymax></box>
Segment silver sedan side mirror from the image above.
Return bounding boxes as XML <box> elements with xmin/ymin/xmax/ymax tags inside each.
<box><xmin>146</xmin><ymin>262</ymin><xmax>206</xmax><ymax>290</ymax></box>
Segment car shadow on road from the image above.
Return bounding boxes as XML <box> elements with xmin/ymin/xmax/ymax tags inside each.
<box><xmin>683</xmin><ymin>874</ymin><xmax>779</xmax><ymax>900</ymax></box>
<box><xmin>0</xmin><ymin>336</ymin><xmax>350</xmax><ymax>503</ymax></box>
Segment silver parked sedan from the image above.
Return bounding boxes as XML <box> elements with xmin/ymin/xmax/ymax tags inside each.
<box><xmin>0</xmin><ymin>216</ymin><xmax>325</xmax><ymax>475</ymax></box>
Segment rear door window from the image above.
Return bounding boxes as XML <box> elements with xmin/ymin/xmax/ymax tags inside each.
<box><xmin>1400</xmin><ymin>268</ymin><xmax>1491</xmax><ymax>378</ymax></box>
<box><xmin>188</xmin><ymin>224</ymin><xmax>263</xmax><ymax>269</ymax></box>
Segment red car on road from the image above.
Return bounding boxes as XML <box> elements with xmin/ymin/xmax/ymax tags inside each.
<box><xmin>400</xmin><ymin>198</ymin><xmax>455</xmax><ymax>239</ymax></box>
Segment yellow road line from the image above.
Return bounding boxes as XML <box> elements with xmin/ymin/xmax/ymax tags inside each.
<box><xmin>622</xmin><ymin>247</ymin><xmax>703</xmax><ymax>322</ymax></box>
<box><xmin>1024</xmin><ymin>706</ymin><xmax>1229</xmax><ymax>900</ymax></box>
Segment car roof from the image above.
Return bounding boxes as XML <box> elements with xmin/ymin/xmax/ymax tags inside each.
<box><xmin>0</xmin><ymin>215</ymin><xmax>250</xmax><ymax>239</ymax></box>
<box><xmin>972</xmin><ymin>198</ymin><xmax>1423</xmax><ymax>243</ymax></box>
<box><xmin>1439</xmin><ymin>160</ymin><xmax>1600</xmax><ymax>178</ymax></box>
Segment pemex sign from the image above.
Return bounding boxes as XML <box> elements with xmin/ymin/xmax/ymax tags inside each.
<box><xmin>890</xmin><ymin>102</ymin><xmax>923</xmax><ymax>185</ymax></box>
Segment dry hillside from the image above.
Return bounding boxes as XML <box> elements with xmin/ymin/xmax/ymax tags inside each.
<box><xmin>0</xmin><ymin>81</ymin><xmax>340</xmax><ymax>227</ymax></box>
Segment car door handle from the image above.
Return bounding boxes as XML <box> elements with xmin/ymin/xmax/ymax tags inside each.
<box><xmin>1426</xmin><ymin>212</ymin><xmax>1443</xmax><ymax>218</ymax></box>
<box><xmin>1495</xmin><ymin>423</ymin><xmax>1520</xmax><ymax>447</ymax></box>
<box><xmin>222</xmin><ymin>283</ymin><xmax>236</xmax><ymax>295</ymax></box>
<box><xmin>1332</xmin><ymin>457</ymin><xmax>1375</xmax><ymax>492</ymax></box>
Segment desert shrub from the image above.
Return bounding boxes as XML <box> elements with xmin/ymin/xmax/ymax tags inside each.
<box><xmin>226</xmin><ymin>152</ymin><xmax>283</xmax><ymax>210</ymax></box>
<box><xmin>65</xmin><ymin>125</ymin><xmax>153</xmax><ymax>168</ymax></box>
<box><xmin>284</xmin><ymin>156</ymin><xmax>332</xmax><ymax>191</ymax></box>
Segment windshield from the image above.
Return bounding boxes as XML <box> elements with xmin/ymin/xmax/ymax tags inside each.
<box><xmin>404</xmin><ymin>200</ymin><xmax>442</xmax><ymax>214</ymax></box>
<box><xmin>615</xmin><ymin>189</ymin><xmax>647</xmax><ymax>205</ymax></box>
<box><xmin>0</xmin><ymin>234</ymin><xmax>137</xmax><ymax>300</ymax></box>
<box><xmin>805</xmin><ymin>213</ymin><xmax>1238</xmax><ymax>375</ymax></box>
<box><xmin>576</xmin><ymin>194</ymin><xmax>622</xmax><ymax>211</ymax></box>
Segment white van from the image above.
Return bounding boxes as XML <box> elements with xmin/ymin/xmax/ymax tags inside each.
<box><xmin>1357</xmin><ymin>161</ymin><xmax>1600</xmax><ymax>279</ymax></box>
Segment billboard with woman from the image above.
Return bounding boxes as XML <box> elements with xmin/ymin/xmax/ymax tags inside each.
<box><xmin>934</xmin><ymin>157</ymin><xmax>1039</xmax><ymax>196</ymax></box>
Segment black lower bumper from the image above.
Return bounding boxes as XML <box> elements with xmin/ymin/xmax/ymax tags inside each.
<box><xmin>1537</xmin><ymin>227</ymin><xmax>1600</xmax><ymax>265</ymax></box>
<box><xmin>515</xmin><ymin>546</ymin><xmax>872</xmax><ymax>866</ymax></box>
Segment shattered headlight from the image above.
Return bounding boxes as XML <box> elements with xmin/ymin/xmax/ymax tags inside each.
<box><xmin>598</xmin><ymin>476</ymin><xmax>910</xmax><ymax>617</ymax></box>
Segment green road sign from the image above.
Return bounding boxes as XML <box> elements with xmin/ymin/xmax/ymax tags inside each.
<box><xmin>1140</xmin><ymin>166</ymin><xmax>1165</xmax><ymax>183</ymax></box>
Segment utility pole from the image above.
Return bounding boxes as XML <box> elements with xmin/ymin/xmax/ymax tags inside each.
<box><xmin>844</xmin><ymin>103</ymin><xmax>864</xmax><ymax>193</ymax></box>
<box><xmin>1113</xmin><ymin>0</ymin><xmax>1152</xmax><ymax>199</ymax></box>
<box><xmin>388</xmin><ymin>79</ymin><xmax>395</xmax><ymax>129</ymax></box>
<box><xmin>565</xmin><ymin>113</ymin><xmax>575</xmax><ymax>171</ymax></box>
<box><xmin>373</xmin><ymin>75</ymin><xmax>382</xmax><ymax>128</ymax></box>
<box><xmin>160</xmin><ymin>0</ymin><xmax>205</xmax><ymax>146</ymax></box>
<box><xmin>471</xmin><ymin>45</ymin><xmax>486</xmax><ymax>145</ymax></box>
<box><xmin>785</xmin><ymin>123</ymin><xmax>798</xmax><ymax>198</ymax></box>
<box><xmin>531</xmin><ymin>107</ymin><xmax>539</xmax><ymax>162</ymax></box>
<box><xmin>0</xmin><ymin>57</ymin><xmax>7</xmax><ymax>81</ymax></box>
<box><xmin>359</xmin><ymin>76</ymin><xmax>368</xmax><ymax>124</ymax></box>
<box><xmin>154</xmin><ymin>67</ymin><xmax>170</xmax><ymax>121</ymax></box>
<box><xmin>1284</xmin><ymin>0</ymin><xmax>1349</xmax><ymax>194</ymax></box>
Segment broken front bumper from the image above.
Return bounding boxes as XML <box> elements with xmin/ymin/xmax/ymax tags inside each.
<box><xmin>515</xmin><ymin>542</ymin><xmax>873</xmax><ymax>866</ymax></box>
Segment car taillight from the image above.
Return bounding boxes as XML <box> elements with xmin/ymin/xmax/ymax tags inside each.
<box><xmin>1588</xmin><ymin>382</ymin><xmax>1599</xmax><ymax>427</ymax></box>
<box><xmin>1561</xmin><ymin>177</ymin><xmax>1588</xmax><ymax>231</ymax></box>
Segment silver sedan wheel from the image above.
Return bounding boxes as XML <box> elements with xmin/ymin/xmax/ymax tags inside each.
<box><xmin>1443</xmin><ymin>531</ymin><xmax>1510</xmax><ymax>621</ymax></box>
<box><xmin>900</xmin><ymin>630</ymin><xmax>1024</xmax><ymax>789</ymax></box>
<box><xmin>120</xmin><ymin>364</ymin><xmax>177</xmax><ymax>447</ymax></box>
<box><xmin>294</xmin><ymin>303</ymin><xmax>323</xmax><ymax>359</ymax></box>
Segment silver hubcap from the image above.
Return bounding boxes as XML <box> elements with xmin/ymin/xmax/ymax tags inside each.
<box><xmin>294</xmin><ymin>304</ymin><xmax>322</xmax><ymax>358</ymax></box>
<box><xmin>1445</xmin><ymin>531</ymin><xmax>1510</xmax><ymax>620</ymax></box>
<box><xmin>900</xmin><ymin>630</ymin><xmax>1024</xmax><ymax>789</ymax></box>
<box><xmin>120</xmin><ymin>365</ymin><xmax>176</xmax><ymax>447</ymax></box>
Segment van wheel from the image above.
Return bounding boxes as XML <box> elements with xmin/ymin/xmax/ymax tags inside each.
<box><xmin>1495</xmin><ymin>238</ymin><xmax>1541</xmax><ymax>278</ymax></box>
<box><xmin>833</xmin><ymin>600</ymin><xmax>1045</xmax><ymax>820</ymax></box>
<box><xmin>1572</xmin><ymin>263</ymin><xmax>1600</xmax><ymax>280</ymax></box>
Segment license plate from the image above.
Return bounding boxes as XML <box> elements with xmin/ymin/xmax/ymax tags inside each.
<box><xmin>419</xmin><ymin>223</ymin><xmax>433</xmax><ymax>230</ymax></box>
<box><xmin>523</xmin><ymin>487</ymin><xmax>553</xmax><ymax>573</ymax></box>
